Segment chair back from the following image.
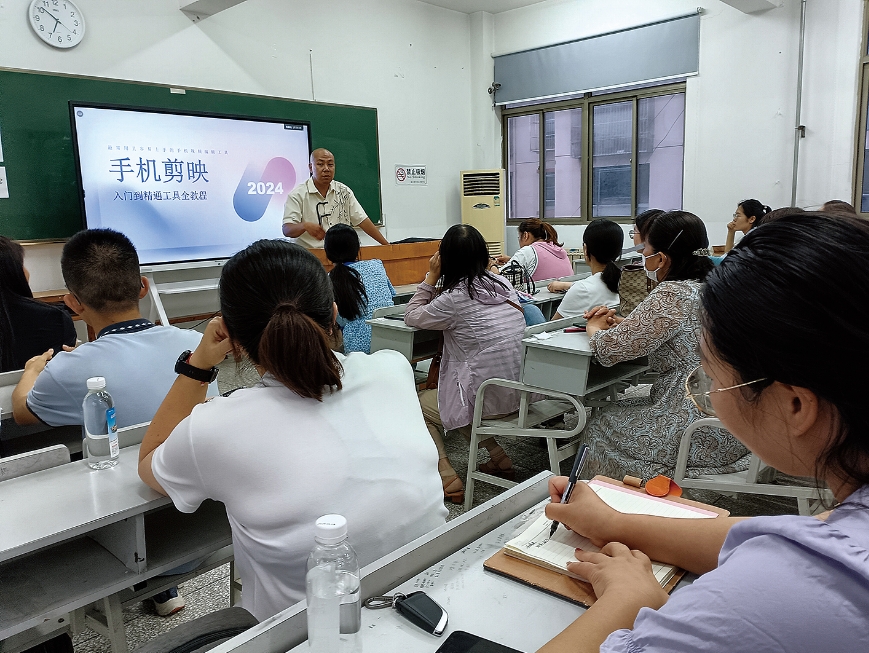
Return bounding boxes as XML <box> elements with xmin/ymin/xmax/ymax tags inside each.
<box><xmin>0</xmin><ymin>444</ymin><xmax>70</xmax><ymax>481</ymax></box>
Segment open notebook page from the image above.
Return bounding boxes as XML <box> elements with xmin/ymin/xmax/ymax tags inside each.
<box><xmin>503</xmin><ymin>480</ymin><xmax>717</xmax><ymax>586</ymax></box>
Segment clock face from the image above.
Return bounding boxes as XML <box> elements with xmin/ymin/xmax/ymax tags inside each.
<box><xmin>29</xmin><ymin>0</ymin><xmax>85</xmax><ymax>49</ymax></box>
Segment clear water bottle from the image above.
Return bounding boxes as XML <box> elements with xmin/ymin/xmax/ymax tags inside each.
<box><xmin>83</xmin><ymin>377</ymin><xmax>119</xmax><ymax>469</ymax></box>
<box><xmin>306</xmin><ymin>514</ymin><xmax>361</xmax><ymax>653</ymax></box>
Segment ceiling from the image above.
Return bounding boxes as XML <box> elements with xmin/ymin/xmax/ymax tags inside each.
<box><xmin>417</xmin><ymin>0</ymin><xmax>549</xmax><ymax>14</ymax></box>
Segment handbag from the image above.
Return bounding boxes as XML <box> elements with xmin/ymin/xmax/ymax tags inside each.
<box><xmin>424</xmin><ymin>298</ymin><xmax>524</xmax><ymax>390</ymax></box>
<box><xmin>500</xmin><ymin>261</ymin><xmax>537</xmax><ymax>296</ymax></box>
<box><xmin>618</xmin><ymin>264</ymin><xmax>657</xmax><ymax>316</ymax></box>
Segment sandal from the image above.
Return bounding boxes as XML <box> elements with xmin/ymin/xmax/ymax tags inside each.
<box><xmin>439</xmin><ymin>459</ymin><xmax>465</xmax><ymax>504</ymax></box>
<box><xmin>478</xmin><ymin>445</ymin><xmax>516</xmax><ymax>481</ymax></box>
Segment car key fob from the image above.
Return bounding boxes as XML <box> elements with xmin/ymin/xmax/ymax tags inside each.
<box><xmin>394</xmin><ymin>591</ymin><xmax>448</xmax><ymax>636</ymax></box>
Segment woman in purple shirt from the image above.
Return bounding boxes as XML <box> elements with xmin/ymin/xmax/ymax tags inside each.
<box><xmin>540</xmin><ymin>212</ymin><xmax>869</xmax><ymax>653</ymax></box>
<box><xmin>406</xmin><ymin>225</ymin><xmax>526</xmax><ymax>504</ymax></box>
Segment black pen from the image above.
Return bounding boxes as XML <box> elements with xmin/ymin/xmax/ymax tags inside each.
<box><xmin>549</xmin><ymin>444</ymin><xmax>589</xmax><ymax>538</ymax></box>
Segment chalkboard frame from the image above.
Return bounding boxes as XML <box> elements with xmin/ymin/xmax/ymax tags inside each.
<box><xmin>0</xmin><ymin>68</ymin><xmax>382</xmax><ymax>243</ymax></box>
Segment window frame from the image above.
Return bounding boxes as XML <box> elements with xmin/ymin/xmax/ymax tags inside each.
<box><xmin>501</xmin><ymin>81</ymin><xmax>686</xmax><ymax>226</ymax></box>
<box><xmin>853</xmin><ymin>2</ymin><xmax>869</xmax><ymax>216</ymax></box>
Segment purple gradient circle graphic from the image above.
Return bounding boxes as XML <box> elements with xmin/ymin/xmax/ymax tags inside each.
<box><xmin>233</xmin><ymin>157</ymin><xmax>296</xmax><ymax>222</ymax></box>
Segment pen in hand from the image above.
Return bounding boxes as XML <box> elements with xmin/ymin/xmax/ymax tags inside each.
<box><xmin>549</xmin><ymin>443</ymin><xmax>589</xmax><ymax>539</ymax></box>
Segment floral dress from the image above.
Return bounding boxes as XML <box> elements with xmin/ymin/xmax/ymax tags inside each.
<box><xmin>580</xmin><ymin>280</ymin><xmax>749</xmax><ymax>481</ymax></box>
<box><xmin>337</xmin><ymin>259</ymin><xmax>396</xmax><ymax>354</ymax></box>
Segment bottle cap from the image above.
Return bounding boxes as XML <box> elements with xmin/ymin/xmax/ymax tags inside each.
<box><xmin>314</xmin><ymin>514</ymin><xmax>347</xmax><ymax>545</ymax></box>
<box><xmin>86</xmin><ymin>377</ymin><xmax>107</xmax><ymax>391</ymax></box>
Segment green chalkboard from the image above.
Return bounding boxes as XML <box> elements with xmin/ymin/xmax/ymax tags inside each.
<box><xmin>0</xmin><ymin>69</ymin><xmax>381</xmax><ymax>241</ymax></box>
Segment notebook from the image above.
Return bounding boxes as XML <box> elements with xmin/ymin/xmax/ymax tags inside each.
<box><xmin>502</xmin><ymin>479</ymin><xmax>718</xmax><ymax>587</ymax></box>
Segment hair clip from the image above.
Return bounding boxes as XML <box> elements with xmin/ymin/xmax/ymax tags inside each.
<box><xmin>692</xmin><ymin>248</ymin><xmax>712</xmax><ymax>256</ymax></box>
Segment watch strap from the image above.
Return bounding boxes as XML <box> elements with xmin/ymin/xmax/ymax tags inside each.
<box><xmin>175</xmin><ymin>350</ymin><xmax>218</xmax><ymax>384</ymax></box>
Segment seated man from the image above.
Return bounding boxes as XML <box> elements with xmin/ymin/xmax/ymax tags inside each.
<box><xmin>12</xmin><ymin>228</ymin><xmax>217</xmax><ymax>616</ymax></box>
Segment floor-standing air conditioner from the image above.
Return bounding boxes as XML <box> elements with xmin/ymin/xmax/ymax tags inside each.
<box><xmin>460</xmin><ymin>169</ymin><xmax>505</xmax><ymax>257</ymax></box>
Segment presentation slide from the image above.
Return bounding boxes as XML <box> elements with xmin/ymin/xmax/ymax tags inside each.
<box><xmin>71</xmin><ymin>105</ymin><xmax>311</xmax><ymax>265</ymax></box>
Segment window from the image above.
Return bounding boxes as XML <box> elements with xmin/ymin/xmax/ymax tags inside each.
<box><xmin>503</xmin><ymin>84</ymin><xmax>685</xmax><ymax>223</ymax></box>
<box><xmin>857</xmin><ymin>11</ymin><xmax>869</xmax><ymax>214</ymax></box>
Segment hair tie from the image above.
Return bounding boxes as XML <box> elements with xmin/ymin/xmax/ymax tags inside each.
<box><xmin>692</xmin><ymin>248</ymin><xmax>712</xmax><ymax>256</ymax></box>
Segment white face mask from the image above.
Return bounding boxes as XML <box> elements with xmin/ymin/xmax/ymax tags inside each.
<box><xmin>642</xmin><ymin>252</ymin><xmax>661</xmax><ymax>282</ymax></box>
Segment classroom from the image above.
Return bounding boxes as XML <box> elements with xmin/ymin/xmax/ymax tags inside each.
<box><xmin>1</xmin><ymin>1</ymin><xmax>868</xmax><ymax>653</ymax></box>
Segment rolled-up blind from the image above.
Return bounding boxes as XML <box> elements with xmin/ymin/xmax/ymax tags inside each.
<box><xmin>493</xmin><ymin>13</ymin><xmax>700</xmax><ymax>105</ymax></box>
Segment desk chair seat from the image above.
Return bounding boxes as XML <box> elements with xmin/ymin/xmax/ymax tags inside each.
<box><xmin>463</xmin><ymin>378</ymin><xmax>587</xmax><ymax>510</ymax></box>
<box><xmin>673</xmin><ymin>417</ymin><xmax>834</xmax><ymax>516</ymax></box>
<box><xmin>130</xmin><ymin>607</ymin><xmax>257</xmax><ymax>653</ymax></box>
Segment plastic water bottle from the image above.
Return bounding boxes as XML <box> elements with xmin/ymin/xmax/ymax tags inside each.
<box><xmin>306</xmin><ymin>515</ymin><xmax>361</xmax><ymax>653</ymax></box>
<box><xmin>83</xmin><ymin>377</ymin><xmax>119</xmax><ymax>469</ymax></box>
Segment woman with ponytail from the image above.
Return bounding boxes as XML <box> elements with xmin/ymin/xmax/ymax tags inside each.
<box><xmin>138</xmin><ymin>239</ymin><xmax>446</xmax><ymax>621</ymax></box>
<box><xmin>725</xmin><ymin>198</ymin><xmax>770</xmax><ymax>252</ymax></box>
<box><xmin>549</xmin><ymin>219</ymin><xmax>623</xmax><ymax>318</ymax></box>
<box><xmin>577</xmin><ymin>211</ymin><xmax>748</xmax><ymax>482</ymax></box>
<box><xmin>324</xmin><ymin>224</ymin><xmax>395</xmax><ymax>353</ymax></box>
<box><xmin>0</xmin><ymin>236</ymin><xmax>75</xmax><ymax>372</ymax></box>
<box><xmin>495</xmin><ymin>218</ymin><xmax>574</xmax><ymax>281</ymax></box>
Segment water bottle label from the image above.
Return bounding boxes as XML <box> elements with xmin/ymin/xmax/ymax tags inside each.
<box><xmin>107</xmin><ymin>407</ymin><xmax>119</xmax><ymax>457</ymax></box>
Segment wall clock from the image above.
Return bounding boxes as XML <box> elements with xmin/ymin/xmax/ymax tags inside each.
<box><xmin>29</xmin><ymin>0</ymin><xmax>85</xmax><ymax>49</ymax></box>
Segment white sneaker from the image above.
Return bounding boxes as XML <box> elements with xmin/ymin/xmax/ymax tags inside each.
<box><xmin>153</xmin><ymin>587</ymin><xmax>186</xmax><ymax>616</ymax></box>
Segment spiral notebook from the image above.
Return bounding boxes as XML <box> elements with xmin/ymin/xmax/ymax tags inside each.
<box><xmin>484</xmin><ymin>477</ymin><xmax>725</xmax><ymax>606</ymax></box>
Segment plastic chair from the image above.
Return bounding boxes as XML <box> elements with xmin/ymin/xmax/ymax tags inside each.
<box><xmin>463</xmin><ymin>378</ymin><xmax>586</xmax><ymax>510</ymax></box>
<box><xmin>130</xmin><ymin>607</ymin><xmax>257</xmax><ymax>653</ymax></box>
<box><xmin>673</xmin><ymin>417</ymin><xmax>834</xmax><ymax>516</ymax></box>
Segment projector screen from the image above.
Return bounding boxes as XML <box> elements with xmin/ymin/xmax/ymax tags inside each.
<box><xmin>70</xmin><ymin>104</ymin><xmax>311</xmax><ymax>265</ymax></box>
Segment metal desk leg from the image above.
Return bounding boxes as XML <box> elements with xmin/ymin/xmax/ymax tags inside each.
<box><xmin>85</xmin><ymin>595</ymin><xmax>128</xmax><ymax>653</ymax></box>
<box><xmin>230</xmin><ymin>560</ymin><xmax>243</xmax><ymax>607</ymax></box>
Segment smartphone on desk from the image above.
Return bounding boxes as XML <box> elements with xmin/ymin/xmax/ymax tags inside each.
<box><xmin>435</xmin><ymin>631</ymin><xmax>522</xmax><ymax>653</ymax></box>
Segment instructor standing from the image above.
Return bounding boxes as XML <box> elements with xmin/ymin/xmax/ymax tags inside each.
<box><xmin>282</xmin><ymin>148</ymin><xmax>389</xmax><ymax>247</ymax></box>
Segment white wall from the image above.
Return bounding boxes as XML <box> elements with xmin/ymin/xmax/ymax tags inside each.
<box><xmin>489</xmin><ymin>0</ymin><xmax>864</xmax><ymax>252</ymax></box>
<box><xmin>0</xmin><ymin>0</ymin><xmax>472</xmax><ymax>289</ymax></box>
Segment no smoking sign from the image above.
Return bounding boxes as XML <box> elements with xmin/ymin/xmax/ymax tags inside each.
<box><xmin>395</xmin><ymin>165</ymin><xmax>426</xmax><ymax>186</ymax></box>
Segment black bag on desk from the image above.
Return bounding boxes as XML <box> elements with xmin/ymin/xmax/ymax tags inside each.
<box><xmin>618</xmin><ymin>264</ymin><xmax>657</xmax><ymax>316</ymax></box>
<box><xmin>500</xmin><ymin>261</ymin><xmax>536</xmax><ymax>295</ymax></box>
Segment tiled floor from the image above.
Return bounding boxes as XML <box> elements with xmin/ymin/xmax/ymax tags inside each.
<box><xmin>71</xmin><ymin>374</ymin><xmax>810</xmax><ymax>653</ymax></box>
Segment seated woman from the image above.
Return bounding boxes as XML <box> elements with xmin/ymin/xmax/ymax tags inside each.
<box><xmin>540</xmin><ymin>212</ymin><xmax>869</xmax><ymax>653</ymax></box>
<box><xmin>724</xmin><ymin>198</ymin><xmax>770</xmax><ymax>252</ymax></box>
<box><xmin>324</xmin><ymin>224</ymin><xmax>396</xmax><ymax>353</ymax></box>
<box><xmin>579</xmin><ymin>211</ymin><xmax>748</xmax><ymax>481</ymax></box>
<box><xmin>495</xmin><ymin>219</ymin><xmax>573</xmax><ymax>282</ymax></box>
<box><xmin>137</xmin><ymin>240</ymin><xmax>446</xmax><ymax>621</ymax></box>
<box><xmin>630</xmin><ymin>209</ymin><xmax>664</xmax><ymax>247</ymax></box>
<box><xmin>0</xmin><ymin>236</ymin><xmax>76</xmax><ymax>372</ymax></box>
<box><xmin>548</xmin><ymin>219</ymin><xmax>623</xmax><ymax>318</ymax></box>
<box><xmin>406</xmin><ymin>225</ymin><xmax>526</xmax><ymax>504</ymax></box>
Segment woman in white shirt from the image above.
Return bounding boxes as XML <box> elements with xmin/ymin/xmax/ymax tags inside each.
<box><xmin>137</xmin><ymin>239</ymin><xmax>447</xmax><ymax>621</ymax></box>
<box><xmin>549</xmin><ymin>219</ymin><xmax>623</xmax><ymax>318</ymax></box>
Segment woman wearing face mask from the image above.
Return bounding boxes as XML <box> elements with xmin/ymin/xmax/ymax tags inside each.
<box><xmin>578</xmin><ymin>211</ymin><xmax>748</xmax><ymax>482</ymax></box>
<box><xmin>724</xmin><ymin>199</ymin><xmax>770</xmax><ymax>253</ymax></box>
<box><xmin>539</xmin><ymin>213</ymin><xmax>869</xmax><ymax>653</ymax></box>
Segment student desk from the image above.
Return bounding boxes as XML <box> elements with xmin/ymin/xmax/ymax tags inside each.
<box><xmin>0</xmin><ymin>444</ymin><xmax>232</xmax><ymax>653</ymax></box>
<box><xmin>366</xmin><ymin>306</ymin><xmax>439</xmax><ymax>363</ymax></box>
<box><xmin>210</xmin><ymin>472</ymin><xmax>582</xmax><ymax>653</ymax></box>
<box><xmin>520</xmin><ymin>324</ymin><xmax>648</xmax><ymax>398</ymax></box>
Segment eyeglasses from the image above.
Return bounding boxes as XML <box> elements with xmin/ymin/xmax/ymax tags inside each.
<box><xmin>629</xmin><ymin>229</ymin><xmax>637</xmax><ymax>238</ymax></box>
<box><xmin>685</xmin><ymin>366</ymin><xmax>767</xmax><ymax>416</ymax></box>
<box><xmin>732</xmin><ymin>212</ymin><xmax>740</xmax><ymax>219</ymax></box>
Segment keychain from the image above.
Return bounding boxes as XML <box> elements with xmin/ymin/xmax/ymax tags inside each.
<box><xmin>363</xmin><ymin>591</ymin><xmax>448</xmax><ymax>636</ymax></box>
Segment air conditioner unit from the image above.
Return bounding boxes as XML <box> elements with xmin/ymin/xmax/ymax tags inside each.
<box><xmin>460</xmin><ymin>169</ymin><xmax>505</xmax><ymax>257</ymax></box>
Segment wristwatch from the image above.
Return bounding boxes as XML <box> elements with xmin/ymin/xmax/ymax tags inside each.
<box><xmin>175</xmin><ymin>350</ymin><xmax>219</xmax><ymax>384</ymax></box>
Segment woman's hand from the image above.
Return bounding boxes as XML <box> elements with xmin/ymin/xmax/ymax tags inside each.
<box><xmin>585</xmin><ymin>307</ymin><xmax>616</xmax><ymax>335</ymax></box>
<box><xmin>189</xmin><ymin>317</ymin><xmax>233</xmax><ymax>370</ymax></box>
<box><xmin>424</xmin><ymin>251</ymin><xmax>442</xmax><ymax>285</ymax></box>
<box><xmin>545</xmin><ymin>478</ymin><xmax>621</xmax><ymax>548</ymax></box>
<box><xmin>547</xmin><ymin>280</ymin><xmax>572</xmax><ymax>293</ymax></box>
<box><xmin>495</xmin><ymin>254</ymin><xmax>510</xmax><ymax>265</ymax></box>
<box><xmin>570</xmin><ymin>542</ymin><xmax>669</xmax><ymax>609</ymax></box>
<box><xmin>727</xmin><ymin>220</ymin><xmax>737</xmax><ymax>233</ymax></box>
